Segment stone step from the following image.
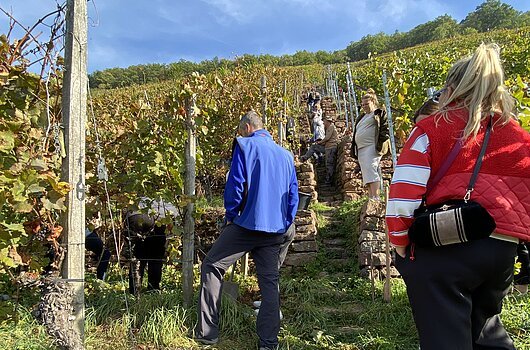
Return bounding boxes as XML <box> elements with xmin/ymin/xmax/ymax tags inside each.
<box><xmin>324</xmin><ymin>247</ymin><xmax>351</xmax><ymax>259</ymax></box>
<box><xmin>322</xmin><ymin>238</ymin><xmax>348</xmax><ymax>246</ymax></box>
<box><xmin>325</xmin><ymin>258</ymin><xmax>353</xmax><ymax>269</ymax></box>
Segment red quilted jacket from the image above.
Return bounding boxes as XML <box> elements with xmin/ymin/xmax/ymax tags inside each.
<box><xmin>422</xmin><ymin>109</ymin><xmax>530</xmax><ymax>242</ymax></box>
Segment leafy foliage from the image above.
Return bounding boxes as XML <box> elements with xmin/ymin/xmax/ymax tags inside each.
<box><xmin>340</xmin><ymin>26</ymin><xmax>530</xmax><ymax>142</ymax></box>
<box><xmin>0</xmin><ymin>37</ymin><xmax>69</xmax><ymax>273</ymax></box>
<box><xmin>461</xmin><ymin>0</ymin><xmax>528</xmax><ymax>32</ymax></box>
<box><xmin>87</xmin><ymin>63</ymin><xmax>324</xmax><ymax>218</ymax></box>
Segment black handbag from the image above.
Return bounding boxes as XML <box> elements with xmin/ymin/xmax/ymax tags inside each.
<box><xmin>408</xmin><ymin>115</ymin><xmax>496</xmax><ymax>247</ymax></box>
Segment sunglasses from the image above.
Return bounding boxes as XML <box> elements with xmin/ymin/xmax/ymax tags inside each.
<box><xmin>431</xmin><ymin>87</ymin><xmax>446</xmax><ymax>103</ymax></box>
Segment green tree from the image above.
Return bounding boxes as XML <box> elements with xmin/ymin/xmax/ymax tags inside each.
<box><xmin>346</xmin><ymin>32</ymin><xmax>391</xmax><ymax>61</ymax></box>
<box><xmin>400</xmin><ymin>15</ymin><xmax>460</xmax><ymax>47</ymax></box>
<box><xmin>461</xmin><ymin>0</ymin><xmax>521</xmax><ymax>32</ymax></box>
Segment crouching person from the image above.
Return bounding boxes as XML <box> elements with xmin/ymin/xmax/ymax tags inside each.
<box><xmin>195</xmin><ymin>111</ymin><xmax>299</xmax><ymax>350</ymax></box>
<box><xmin>124</xmin><ymin>198</ymin><xmax>177</xmax><ymax>295</ymax></box>
<box><xmin>85</xmin><ymin>228</ymin><xmax>111</xmax><ymax>280</ymax></box>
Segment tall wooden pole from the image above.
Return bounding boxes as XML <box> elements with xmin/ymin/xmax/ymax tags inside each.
<box><xmin>261</xmin><ymin>76</ymin><xmax>267</xmax><ymax>125</ymax></box>
<box><xmin>383</xmin><ymin>186</ymin><xmax>392</xmax><ymax>302</ymax></box>
<box><xmin>382</xmin><ymin>71</ymin><xmax>398</xmax><ymax>168</ymax></box>
<box><xmin>183</xmin><ymin>95</ymin><xmax>197</xmax><ymax>308</ymax></box>
<box><xmin>61</xmin><ymin>0</ymin><xmax>87</xmax><ymax>345</ymax></box>
<box><xmin>279</xmin><ymin>79</ymin><xmax>287</xmax><ymax>146</ymax></box>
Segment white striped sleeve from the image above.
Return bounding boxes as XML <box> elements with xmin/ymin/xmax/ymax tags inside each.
<box><xmin>386</xmin><ymin>198</ymin><xmax>423</xmax><ymax>219</ymax></box>
<box><xmin>410</xmin><ymin>133</ymin><xmax>429</xmax><ymax>153</ymax></box>
<box><xmin>391</xmin><ymin>164</ymin><xmax>430</xmax><ymax>187</ymax></box>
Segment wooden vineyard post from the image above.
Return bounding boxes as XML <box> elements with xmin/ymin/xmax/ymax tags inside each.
<box><xmin>383</xmin><ymin>186</ymin><xmax>392</xmax><ymax>302</ymax></box>
<box><xmin>241</xmin><ymin>253</ymin><xmax>249</xmax><ymax>277</ymax></box>
<box><xmin>261</xmin><ymin>76</ymin><xmax>267</xmax><ymax>125</ymax></box>
<box><xmin>279</xmin><ymin>79</ymin><xmax>287</xmax><ymax>147</ymax></box>
<box><xmin>61</xmin><ymin>0</ymin><xmax>87</xmax><ymax>346</ymax></box>
<box><xmin>183</xmin><ymin>96</ymin><xmax>197</xmax><ymax>308</ymax></box>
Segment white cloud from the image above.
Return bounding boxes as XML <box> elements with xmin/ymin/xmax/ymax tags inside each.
<box><xmin>200</xmin><ymin>0</ymin><xmax>252</xmax><ymax>24</ymax></box>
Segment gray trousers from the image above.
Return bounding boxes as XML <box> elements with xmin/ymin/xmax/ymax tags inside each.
<box><xmin>196</xmin><ymin>223</ymin><xmax>294</xmax><ymax>348</ymax></box>
<box><xmin>302</xmin><ymin>143</ymin><xmax>324</xmax><ymax>160</ymax></box>
<box><xmin>325</xmin><ymin>147</ymin><xmax>337</xmax><ymax>181</ymax></box>
<box><xmin>396</xmin><ymin>238</ymin><xmax>517</xmax><ymax>350</ymax></box>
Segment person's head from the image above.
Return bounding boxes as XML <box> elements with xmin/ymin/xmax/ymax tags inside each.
<box><xmin>439</xmin><ymin>43</ymin><xmax>515</xmax><ymax>139</ymax></box>
<box><xmin>361</xmin><ymin>88</ymin><xmax>379</xmax><ymax>114</ymax></box>
<box><xmin>238</xmin><ymin>110</ymin><xmax>263</xmax><ymax>137</ymax></box>
<box><xmin>413</xmin><ymin>99</ymin><xmax>439</xmax><ymax>124</ymax></box>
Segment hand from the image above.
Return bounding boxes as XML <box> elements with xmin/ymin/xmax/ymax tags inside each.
<box><xmin>395</xmin><ymin>246</ymin><xmax>407</xmax><ymax>258</ymax></box>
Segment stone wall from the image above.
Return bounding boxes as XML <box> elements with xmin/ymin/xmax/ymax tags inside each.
<box><xmin>281</xmin><ymin>160</ymin><xmax>319</xmax><ymax>270</ymax></box>
<box><xmin>335</xmin><ymin>134</ymin><xmax>394</xmax><ymax>201</ymax></box>
<box><xmin>296</xmin><ymin>161</ymin><xmax>318</xmax><ymax>201</ymax></box>
<box><xmin>321</xmin><ymin>96</ymin><xmax>348</xmax><ymax>135</ymax></box>
<box><xmin>336</xmin><ymin>135</ymin><xmax>363</xmax><ymax>201</ymax></box>
<box><xmin>356</xmin><ymin>200</ymin><xmax>399</xmax><ymax>280</ymax></box>
<box><xmin>283</xmin><ymin>209</ymin><xmax>318</xmax><ymax>270</ymax></box>
<box><xmin>334</xmin><ymin>134</ymin><xmax>397</xmax><ymax>279</ymax></box>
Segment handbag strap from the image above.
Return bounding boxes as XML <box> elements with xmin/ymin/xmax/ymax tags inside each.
<box><xmin>464</xmin><ymin>114</ymin><xmax>493</xmax><ymax>201</ymax></box>
<box><xmin>425</xmin><ymin>113</ymin><xmax>493</xmax><ymax>199</ymax></box>
<box><xmin>426</xmin><ymin>138</ymin><xmax>463</xmax><ymax>192</ymax></box>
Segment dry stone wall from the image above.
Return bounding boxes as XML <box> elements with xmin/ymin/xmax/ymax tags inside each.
<box><xmin>282</xmin><ymin>161</ymin><xmax>319</xmax><ymax>270</ymax></box>
<box><xmin>321</xmin><ymin>96</ymin><xmax>348</xmax><ymax>135</ymax></box>
<box><xmin>356</xmin><ymin>199</ymin><xmax>399</xmax><ymax>280</ymax></box>
<box><xmin>283</xmin><ymin>209</ymin><xmax>318</xmax><ymax>270</ymax></box>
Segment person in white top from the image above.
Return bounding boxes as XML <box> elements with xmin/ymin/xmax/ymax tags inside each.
<box><xmin>352</xmin><ymin>89</ymin><xmax>389</xmax><ymax>198</ymax></box>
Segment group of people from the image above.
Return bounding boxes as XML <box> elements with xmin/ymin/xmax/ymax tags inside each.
<box><xmin>85</xmin><ymin>197</ymin><xmax>177</xmax><ymax>295</ymax></box>
<box><xmin>301</xmin><ymin>87</ymin><xmax>390</xmax><ymax>198</ymax></box>
<box><xmin>195</xmin><ymin>43</ymin><xmax>530</xmax><ymax>350</ymax></box>
<box><xmin>300</xmin><ymin>103</ymin><xmax>339</xmax><ymax>184</ymax></box>
<box><xmin>78</xmin><ymin>44</ymin><xmax>530</xmax><ymax>350</ymax></box>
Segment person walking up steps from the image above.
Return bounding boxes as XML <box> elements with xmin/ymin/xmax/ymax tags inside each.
<box><xmin>351</xmin><ymin>88</ymin><xmax>390</xmax><ymax>199</ymax></box>
<box><xmin>195</xmin><ymin>111</ymin><xmax>299</xmax><ymax>350</ymax></box>
<box><xmin>386</xmin><ymin>43</ymin><xmax>530</xmax><ymax>350</ymax></box>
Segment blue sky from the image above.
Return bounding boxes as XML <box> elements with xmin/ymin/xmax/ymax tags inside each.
<box><xmin>1</xmin><ymin>0</ymin><xmax>529</xmax><ymax>73</ymax></box>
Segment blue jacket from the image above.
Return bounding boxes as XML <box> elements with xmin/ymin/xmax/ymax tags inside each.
<box><xmin>224</xmin><ymin>129</ymin><xmax>299</xmax><ymax>234</ymax></box>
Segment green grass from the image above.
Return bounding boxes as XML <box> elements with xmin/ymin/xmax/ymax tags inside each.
<box><xmin>0</xmin><ymin>306</ymin><xmax>55</xmax><ymax>350</ymax></box>
<box><xmin>2</xmin><ymin>198</ymin><xmax>530</xmax><ymax>349</ymax></box>
<box><xmin>2</xmin><ymin>270</ymin><xmax>530</xmax><ymax>349</ymax></box>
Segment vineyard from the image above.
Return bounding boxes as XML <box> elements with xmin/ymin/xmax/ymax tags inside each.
<box><xmin>86</xmin><ymin>26</ymin><xmax>530</xmax><ymax>212</ymax></box>
<box><xmin>1</xmin><ymin>14</ymin><xmax>530</xmax><ymax>350</ymax></box>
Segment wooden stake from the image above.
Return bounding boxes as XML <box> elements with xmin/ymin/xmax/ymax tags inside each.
<box><xmin>183</xmin><ymin>96</ymin><xmax>197</xmax><ymax>308</ymax></box>
<box><xmin>261</xmin><ymin>76</ymin><xmax>267</xmax><ymax>125</ymax></box>
<box><xmin>383</xmin><ymin>186</ymin><xmax>392</xmax><ymax>302</ymax></box>
<box><xmin>61</xmin><ymin>0</ymin><xmax>87</xmax><ymax>346</ymax></box>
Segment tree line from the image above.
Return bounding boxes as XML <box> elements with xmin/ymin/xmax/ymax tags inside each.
<box><xmin>89</xmin><ymin>0</ymin><xmax>530</xmax><ymax>89</ymax></box>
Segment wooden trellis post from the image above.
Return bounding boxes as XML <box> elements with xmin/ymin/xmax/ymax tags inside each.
<box><xmin>61</xmin><ymin>0</ymin><xmax>87</xmax><ymax>346</ymax></box>
<box><xmin>261</xmin><ymin>76</ymin><xmax>267</xmax><ymax>125</ymax></box>
<box><xmin>183</xmin><ymin>95</ymin><xmax>197</xmax><ymax>308</ymax></box>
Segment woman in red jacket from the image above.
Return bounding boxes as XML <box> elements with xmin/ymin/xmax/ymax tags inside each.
<box><xmin>386</xmin><ymin>43</ymin><xmax>530</xmax><ymax>349</ymax></box>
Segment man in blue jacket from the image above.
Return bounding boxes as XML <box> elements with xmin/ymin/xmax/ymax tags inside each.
<box><xmin>195</xmin><ymin>111</ymin><xmax>299</xmax><ymax>350</ymax></box>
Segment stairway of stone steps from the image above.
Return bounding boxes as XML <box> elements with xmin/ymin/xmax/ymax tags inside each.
<box><xmin>314</xmin><ymin>161</ymin><xmax>354</xmax><ymax>270</ymax></box>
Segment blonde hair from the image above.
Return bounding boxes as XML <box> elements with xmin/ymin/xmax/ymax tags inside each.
<box><xmin>438</xmin><ymin>43</ymin><xmax>515</xmax><ymax>139</ymax></box>
<box><xmin>362</xmin><ymin>88</ymin><xmax>380</xmax><ymax>107</ymax></box>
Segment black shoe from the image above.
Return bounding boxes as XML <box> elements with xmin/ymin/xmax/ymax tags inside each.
<box><xmin>195</xmin><ymin>337</ymin><xmax>219</xmax><ymax>345</ymax></box>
